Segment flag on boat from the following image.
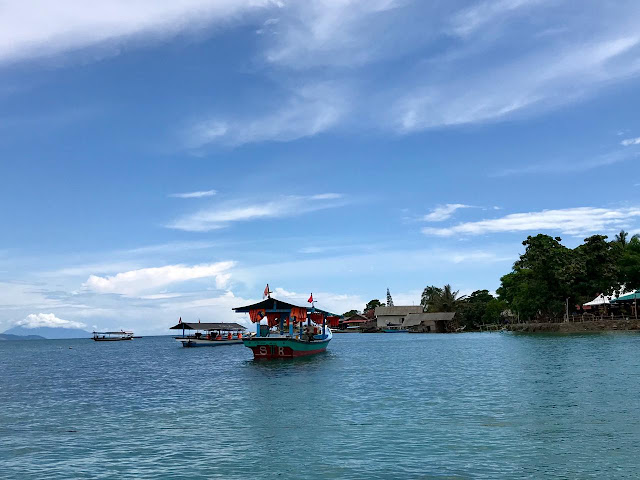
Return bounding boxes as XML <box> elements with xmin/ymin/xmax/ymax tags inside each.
<box><xmin>308</xmin><ymin>293</ymin><xmax>313</xmax><ymax>303</ymax></box>
<box><xmin>263</xmin><ymin>284</ymin><xmax>271</xmax><ymax>298</ymax></box>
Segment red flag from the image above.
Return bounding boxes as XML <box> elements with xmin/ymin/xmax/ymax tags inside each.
<box><xmin>178</xmin><ymin>317</ymin><xmax>182</xmax><ymax>324</ymax></box>
<box><xmin>308</xmin><ymin>293</ymin><xmax>313</xmax><ymax>303</ymax></box>
<box><xmin>264</xmin><ymin>284</ymin><xmax>270</xmax><ymax>298</ymax></box>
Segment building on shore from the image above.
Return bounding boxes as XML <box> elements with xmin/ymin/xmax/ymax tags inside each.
<box><xmin>403</xmin><ymin>312</ymin><xmax>455</xmax><ymax>333</ymax></box>
<box><xmin>374</xmin><ymin>306</ymin><xmax>423</xmax><ymax>329</ymax></box>
<box><xmin>339</xmin><ymin>313</ymin><xmax>369</xmax><ymax>330</ymax></box>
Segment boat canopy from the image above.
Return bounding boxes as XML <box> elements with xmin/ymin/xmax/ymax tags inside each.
<box><xmin>233</xmin><ymin>297</ymin><xmax>339</xmax><ymax>326</ymax></box>
<box><xmin>169</xmin><ymin>322</ymin><xmax>246</xmax><ymax>331</ymax></box>
<box><xmin>93</xmin><ymin>331</ymin><xmax>133</xmax><ymax>335</ymax></box>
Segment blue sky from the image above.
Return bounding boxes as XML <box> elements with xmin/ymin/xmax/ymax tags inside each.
<box><xmin>1</xmin><ymin>0</ymin><xmax>640</xmax><ymax>334</ymax></box>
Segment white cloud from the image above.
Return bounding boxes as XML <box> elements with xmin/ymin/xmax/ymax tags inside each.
<box><xmin>424</xmin><ymin>204</ymin><xmax>471</xmax><ymax>222</ymax></box>
<box><xmin>187</xmin><ymin>83</ymin><xmax>346</xmax><ymax>147</ymax></box>
<box><xmin>621</xmin><ymin>137</ymin><xmax>640</xmax><ymax>146</ymax></box>
<box><xmin>395</xmin><ymin>33</ymin><xmax>640</xmax><ymax>132</ymax></box>
<box><xmin>422</xmin><ymin>206</ymin><xmax>640</xmax><ymax>237</ymax></box>
<box><xmin>84</xmin><ymin>261</ymin><xmax>236</xmax><ymax>296</ymax></box>
<box><xmin>0</xmin><ymin>0</ymin><xmax>279</xmax><ymax>64</ymax></box>
<box><xmin>491</xmin><ymin>148</ymin><xmax>640</xmax><ymax>177</ymax></box>
<box><xmin>167</xmin><ymin>194</ymin><xmax>346</xmax><ymax>232</ymax></box>
<box><xmin>169</xmin><ymin>189</ymin><xmax>216</xmax><ymax>199</ymax></box>
<box><xmin>17</xmin><ymin>312</ymin><xmax>86</xmax><ymax>329</ymax></box>
<box><xmin>449</xmin><ymin>0</ymin><xmax>547</xmax><ymax>37</ymax></box>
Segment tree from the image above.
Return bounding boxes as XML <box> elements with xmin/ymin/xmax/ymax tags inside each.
<box><xmin>420</xmin><ymin>285</ymin><xmax>443</xmax><ymax>311</ymax></box>
<box><xmin>342</xmin><ymin>309</ymin><xmax>359</xmax><ymax>318</ymax></box>
<box><xmin>386</xmin><ymin>288</ymin><xmax>394</xmax><ymax>307</ymax></box>
<box><xmin>457</xmin><ymin>290</ymin><xmax>494</xmax><ymax>328</ymax></box>
<box><xmin>619</xmin><ymin>236</ymin><xmax>640</xmax><ymax>290</ymax></box>
<box><xmin>428</xmin><ymin>284</ymin><xmax>464</xmax><ymax>312</ymax></box>
<box><xmin>497</xmin><ymin>234</ymin><xmax>574</xmax><ymax>320</ymax></box>
<box><xmin>615</xmin><ymin>230</ymin><xmax>629</xmax><ymax>248</ymax></box>
<box><xmin>572</xmin><ymin>235</ymin><xmax>620</xmax><ymax>302</ymax></box>
<box><xmin>364</xmin><ymin>299</ymin><xmax>383</xmax><ymax>312</ymax></box>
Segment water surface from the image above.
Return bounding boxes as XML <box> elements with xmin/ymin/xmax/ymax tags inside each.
<box><xmin>1</xmin><ymin>332</ymin><xmax>639</xmax><ymax>478</ymax></box>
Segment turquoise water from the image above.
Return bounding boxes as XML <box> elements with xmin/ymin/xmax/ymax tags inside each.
<box><xmin>1</xmin><ymin>332</ymin><xmax>640</xmax><ymax>479</ymax></box>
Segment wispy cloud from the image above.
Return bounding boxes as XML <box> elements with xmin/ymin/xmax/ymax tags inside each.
<box><xmin>187</xmin><ymin>83</ymin><xmax>347</xmax><ymax>148</ymax></box>
<box><xmin>0</xmin><ymin>0</ymin><xmax>279</xmax><ymax>64</ymax></box>
<box><xmin>424</xmin><ymin>204</ymin><xmax>472</xmax><ymax>222</ymax></box>
<box><xmin>169</xmin><ymin>189</ymin><xmax>216</xmax><ymax>199</ymax></box>
<box><xmin>17</xmin><ymin>312</ymin><xmax>86</xmax><ymax>329</ymax></box>
<box><xmin>422</xmin><ymin>206</ymin><xmax>640</xmax><ymax>237</ymax></box>
<box><xmin>491</xmin><ymin>148</ymin><xmax>640</xmax><ymax>177</ymax></box>
<box><xmin>167</xmin><ymin>194</ymin><xmax>346</xmax><ymax>232</ymax></box>
<box><xmin>84</xmin><ymin>261</ymin><xmax>235</xmax><ymax>296</ymax></box>
<box><xmin>621</xmin><ymin>137</ymin><xmax>640</xmax><ymax>146</ymax></box>
<box><xmin>449</xmin><ymin>0</ymin><xmax>548</xmax><ymax>37</ymax></box>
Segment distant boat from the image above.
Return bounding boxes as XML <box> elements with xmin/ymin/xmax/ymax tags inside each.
<box><xmin>92</xmin><ymin>331</ymin><xmax>134</xmax><ymax>341</ymax></box>
<box><xmin>169</xmin><ymin>321</ymin><xmax>247</xmax><ymax>347</ymax></box>
<box><xmin>233</xmin><ymin>296</ymin><xmax>334</xmax><ymax>359</ymax></box>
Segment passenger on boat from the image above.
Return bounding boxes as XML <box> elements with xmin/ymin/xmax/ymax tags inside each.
<box><xmin>227</xmin><ymin>332</ymin><xmax>232</xmax><ymax>340</ymax></box>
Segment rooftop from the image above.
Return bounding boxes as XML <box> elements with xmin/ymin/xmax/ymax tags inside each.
<box><xmin>375</xmin><ymin>306</ymin><xmax>423</xmax><ymax>316</ymax></box>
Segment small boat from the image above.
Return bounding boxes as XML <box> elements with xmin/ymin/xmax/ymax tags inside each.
<box><xmin>92</xmin><ymin>330</ymin><xmax>134</xmax><ymax>341</ymax></box>
<box><xmin>382</xmin><ymin>326</ymin><xmax>408</xmax><ymax>333</ymax></box>
<box><xmin>169</xmin><ymin>321</ymin><xmax>247</xmax><ymax>347</ymax></box>
<box><xmin>233</xmin><ymin>295</ymin><xmax>336</xmax><ymax>359</ymax></box>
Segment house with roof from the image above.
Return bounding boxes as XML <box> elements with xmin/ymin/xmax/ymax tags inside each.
<box><xmin>374</xmin><ymin>305</ymin><xmax>423</xmax><ymax>329</ymax></box>
<box><xmin>403</xmin><ymin>312</ymin><xmax>455</xmax><ymax>333</ymax></box>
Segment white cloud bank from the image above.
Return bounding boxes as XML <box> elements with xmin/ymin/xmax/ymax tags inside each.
<box><xmin>84</xmin><ymin>261</ymin><xmax>235</xmax><ymax>296</ymax></box>
<box><xmin>0</xmin><ymin>0</ymin><xmax>279</xmax><ymax>64</ymax></box>
<box><xmin>424</xmin><ymin>204</ymin><xmax>471</xmax><ymax>222</ymax></box>
<box><xmin>422</xmin><ymin>206</ymin><xmax>640</xmax><ymax>237</ymax></box>
<box><xmin>169</xmin><ymin>189</ymin><xmax>216</xmax><ymax>199</ymax></box>
<box><xmin>168</xmin><ymin>194</ymin><xmax>345</xmax><ymax>232</ymax></box>
<box><xmin>17</xmin><ymin>313</ymin><xmax>86</xmax><ymax>329</ymax></box>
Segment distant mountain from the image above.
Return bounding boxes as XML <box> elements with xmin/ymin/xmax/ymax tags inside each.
<box><xmin>0</xmin><ymin>333</ymin><xmax>46</xmax><ymax>341</ymax></box>
<box><xmin>2</xmin><ymin>326</ymin><xmax>91</xmax><ymax>339</ymax></box>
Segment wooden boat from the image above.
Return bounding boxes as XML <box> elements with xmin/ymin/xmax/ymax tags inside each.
<box><xmin>169</xmin><ymin>321</ymin><xmax>246</xmax><ymax>347</ymax></box>
<box><xmin>233</xmin><ymin>296</ymin><xmax>337</xmax><ymax>359</ymax></box>
<box><xmin>92</xmin><ymin>330</ymin><xmax>134</xmax><ymax>341</ymax></box>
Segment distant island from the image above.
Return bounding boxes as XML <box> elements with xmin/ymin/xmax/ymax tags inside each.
<box><xmin>0</xmin><ymin>333</ymin><xmax>46</xmax><ymax>341</ymax></box>
<box><xmin>2</xmin><ymin>326</ymin><xmax>91</xmax><ymax>340</ymax></box>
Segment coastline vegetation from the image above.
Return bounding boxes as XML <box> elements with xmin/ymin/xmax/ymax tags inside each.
<box><xmin>343</xmin><ymin>230</ymin><xmax>640</xmax><ymax>330</ymax></box>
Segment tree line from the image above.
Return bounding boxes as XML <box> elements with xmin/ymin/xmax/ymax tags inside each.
<box><xmin>343</xmin><ymin>230</ymin><xmax>640</xmax><ymax>329</ymax></box>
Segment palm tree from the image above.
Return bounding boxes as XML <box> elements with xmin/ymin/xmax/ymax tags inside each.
<box><xmin>615</xmin><ymin>230</ymin><xmax>629</xmax><ymax>248</ymax></box>
<box><xmin>429</xmin><ymin>284</ymin><xmax>465</xmax><ymax>312</ymax></box>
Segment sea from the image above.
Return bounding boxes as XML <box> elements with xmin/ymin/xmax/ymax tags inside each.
<box><xmin>1</xmin><ymin>332</ymin><xmax>640</xmax><ymax>479</ymax></box>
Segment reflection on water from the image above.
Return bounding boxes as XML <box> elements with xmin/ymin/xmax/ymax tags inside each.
<box><xmin>1</xmin><ymin>332</ymin><xmax>640</xmax><ymax>479</ymax></box>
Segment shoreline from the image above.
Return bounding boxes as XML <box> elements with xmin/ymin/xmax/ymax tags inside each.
<box><xmin>505</xmin><ymin>319</ymin><xmax>640</xmax><ymax>333</ymax></box>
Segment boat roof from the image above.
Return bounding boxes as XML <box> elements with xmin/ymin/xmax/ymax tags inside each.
<box><xmin>232</xmin><ymin>297</ymin><xmax>339</xmax><ymax>316</ymax></box>
<box><xmin>93</xmin><ymin>331</ymin><xmax>133</xmax><ymax>334</ymax></box>
<box><xmin>169</xmin><ymin>322</ymin><xmax>246</xmax><ymax>331</ymax></box>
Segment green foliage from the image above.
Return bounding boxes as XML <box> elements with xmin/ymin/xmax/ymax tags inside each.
<box><xmin>364</xmin><ymin>299</ymin><xmax>383</xmax><ymax>312</ymax></box>
<box><xmin>497</xmin><ymin>232</ymin><xmax>637</xmax><ymax>321</ymax></box>
<box><xmin>386</xmin><ymin>288</ymin><xmax>394</xmax><ymax>307</ymax></box>
<box><xmin>342</xmin><ymin>309</ymin><xmax>360</xmax><ymax>318</ymax></box>
<box><xmin>427</xmin><ymin>284</ymin><xmax>464</xmax><ymax>312</ymax></box>
<box><xmin>456</xmin><ymin>290</ymin><xmax>507</xmax><ymax>328</ymax></box>
<box><xmin>619</xmin><ymin>235</ymin><xmax>640</xmax><ymax>290</ymax></box>
<box><xmin>420</xmin><ymin>285</ymin><xmax>443</xmax><ymax>311</ymax></box>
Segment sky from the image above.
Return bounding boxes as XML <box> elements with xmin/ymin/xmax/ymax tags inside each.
<box><xmin>1</xmin><ymin>0</ymin><xmax>640</xmax><ymax>335</ymax></box>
